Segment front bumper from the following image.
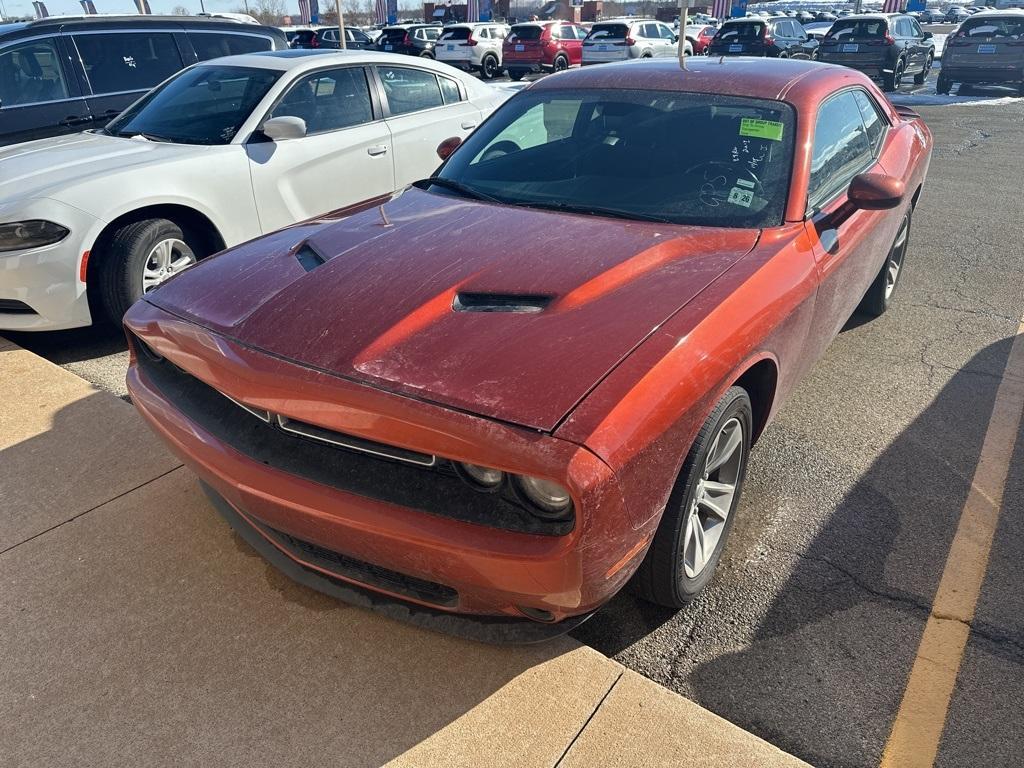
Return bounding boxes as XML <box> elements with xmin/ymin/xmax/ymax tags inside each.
<box><xmin>124</xmin><ymin>302</ymin><xmax>651</xmax><ymax>640</ymax></box>
<box><xmin>0</xmin><ymin>199</ymin><xmax>99</xmax><ymax>331</ymax></box>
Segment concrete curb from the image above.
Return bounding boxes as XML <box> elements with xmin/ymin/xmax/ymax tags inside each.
<box><xmin>0</xmin><ymin>338</ymin><xmax>808</xmax><ymax>767</ymax></box>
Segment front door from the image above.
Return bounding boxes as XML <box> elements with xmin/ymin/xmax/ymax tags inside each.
<box><xmin>246</xmin><ymin>65</ymin><xmax>396</xmax><ymax>234</ymax></box>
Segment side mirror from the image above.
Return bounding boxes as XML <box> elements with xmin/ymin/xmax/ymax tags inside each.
<box><xmin>261</xmin><ymin>116</ymin><xmax>307</xmax><ymax>141</ymax></box>
<box><xmin>922</xmin><ymin>30</ymin><xmax>933</xmax><ymax>39</ymax></box>
<box><xmin>673</xmin><ymin>34</ymin><xmax>679</xmax><ymax>42</ymax></box>
<box><xmin>437</xmin><ymin>135</ymin><xmax>462</xmax><ymax>160</ymax></box>
<box><xmin>848</xmin><ymin>173</ymin><xmax>905</xmax><ymax>210</ymax></box>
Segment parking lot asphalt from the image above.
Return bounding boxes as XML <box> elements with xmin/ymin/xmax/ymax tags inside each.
<box><xmin>6</xmin><ymin>95</ymin><xmax>1024</xmax><ymax>768</ymax></box>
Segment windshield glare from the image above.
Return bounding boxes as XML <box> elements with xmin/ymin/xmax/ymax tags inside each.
<box><xmin>105</xmin><ymin>65</ymin><xmax>280</xmax><ymax>145</ymax></box>
<box><xmin>438</xmin><ymin>89</ymin><xmax>796</xmax><ymax>228</ymax></box>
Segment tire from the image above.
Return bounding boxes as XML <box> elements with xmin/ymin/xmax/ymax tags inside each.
<box><xmin>419</xmin><ymin>50</ymin><xmax>434</xmax><ymax>59</ymax></box>
<box><xmin>857</xmin><ymin>209</ymin><xmax>912</xmax><ymax>318</ymax></box>
<box><xmin>552</xmin><ymin>54</ymin><xmax>568</xmax><ymax>72</ymax></box>
<box><xmin>914</xmin><ymin>53</ymin><xmax>933</xmax><ymax>85</ymax></box>
<box><xmin>632</xmin><ymin>386</ymin><xmax>753</xmax><ymax>608</ymax></box>
<box><xmin>508</xmin><ymin>69</ymin><xmax>526</xmax><ymax>81</ymax></box>
<box><xmin>97</xmin><ymin>218</ymin><xmax>201</xmax><ymax>323</ymax></box>
<box><xmin>936</xmin><ymin>72</ymin><xmax>952</xmax><ymax>95</ymax></box>
<box><xmin>883</xmin><ymin>58</ymin><xmax>905</xmax><ymax>92</ymax></box>
<box><xmin>684</xmin><ymin>43</ymin><xmax>693</xmax><ymax>56</ymax></box>
<box><xmin>480</xmin><ymin>54</ymin><xmax>499</xmax><ymax>80</ymax></box>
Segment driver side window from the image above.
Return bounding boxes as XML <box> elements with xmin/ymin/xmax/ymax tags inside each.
<box><xmin>270</xmin><ymin>67</ymin><xmax>374</xmax><ymax>135</ymax></box>
<box><xmin>807</xmin><ymin>90</ymin><xmax>873</xmax><ymax>210</ymax></box>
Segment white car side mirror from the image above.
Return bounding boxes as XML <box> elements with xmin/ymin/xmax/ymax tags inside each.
<box><xmin>261</xmin><ymin>116</ymin><xmax>307</xmax><ymax>141</ymax></box>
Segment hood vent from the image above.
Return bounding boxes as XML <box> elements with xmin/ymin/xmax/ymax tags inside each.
<box><xmin>453</xmin><ymin>292</ymin><xmax>552</xmax><ymax>314</ymax></box>
<box><xmin>294</xmin><ymin>242</ymin><xmax>326</xmax><ymax>272</ymax></box>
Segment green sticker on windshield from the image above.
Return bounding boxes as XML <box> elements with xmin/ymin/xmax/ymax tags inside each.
<box><xmin>739</xmin><ymin>118</ymin><xmax>784</xmax><ymax>141</ymax></box>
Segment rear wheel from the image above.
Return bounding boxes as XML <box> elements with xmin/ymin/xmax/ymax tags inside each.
<box><xmin>883</xmin><ymin>58</ymin><xmax>905</xmax><ymax>92</ymax></box>
<box><xmin>936</xmin><ymin>71</ymin><xmax>952</xmax><ymax>94</ymax></box>
<box><xmin>552</xmin><ymin>54</ymin><xmax>568</xmax><ymax>72</ymax></box>
<box><xmin>632</xmin><ymin>386</ymin><xmax>752</xmax><ymax>608</ymax></box>
<box><xmin>97</xmin><ymin>218</ymin><xmax>202</xmax><ymax>323</ymax></box>
<box><xmin>480</xmin><ymin>53</ymin><xmax>499</xmax><ymax>79</ymax></box>
<box><xmin>858</xmin><ymin>210</ymin><xmax>912</xmax><ymax>318</ymax></box>
<box><xmin>914</xmin><ymin>53</ymin><xmax>933</xmax><ymax>85</ymax></box>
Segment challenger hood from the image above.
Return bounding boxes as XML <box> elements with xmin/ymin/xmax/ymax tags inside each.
<box><xmin>0</xmin><ymin>132</ymin><xmax>209</xmax><ymax>206</ymax></box>
<box><xmin>148</xmin><ymin>188</ymin><xmax>759</xmax><ymax>431</ymax></box>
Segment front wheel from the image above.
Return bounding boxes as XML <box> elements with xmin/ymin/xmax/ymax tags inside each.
<box><xmin>97</xmin><ymin>218</ymin><xmax>201</xmax><ymax>323</ymax></box>
<box><xmin>914</xmin><ymin>53</ymin><xmax>933</xmax><ymax>85</ymax></box>
<box><xmin>858</xmin><ymin>210</ymin><xmax>911</xmax><ymax>318</ymax></box>
<box><xmin>632</xmin><ymin>386</ymin><xmax>752</xmax><ymax>607</ymax></box>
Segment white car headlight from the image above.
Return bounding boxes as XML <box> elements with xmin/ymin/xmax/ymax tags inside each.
<box><xmin>0</xmin><ymin>220</ymin><xmax>70</xmax><ymax>253</ymax></box>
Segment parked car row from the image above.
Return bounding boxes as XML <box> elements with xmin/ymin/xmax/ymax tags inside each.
<box><xmin>116</xmin><ymin>57</ymin><xmax>932</xmax><ymax>639</ymax></box>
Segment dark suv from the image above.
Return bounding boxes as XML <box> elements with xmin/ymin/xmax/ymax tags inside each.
<box><xmin>290</xmin><ymin>26</ymin><xmax>374</xmax><ymax>50</ymax></box>
<box><xmin>707</xmin><ymin>17</ymin><xmax>818</xmax><ymax>59</ymax></box>
<box><xmin>0</xmin><ymin>15</ymin><xmax>286</xmax><ymax>146</ymax></box>
<box><xmin>374</xmin><ymin>24</ymin><xmax>442</xmax><ymax>58</ymax></box>
<box><xmin>817</xmin><ymin>13</ymin><xmax>935</xmax><ymax>91</ymax></box>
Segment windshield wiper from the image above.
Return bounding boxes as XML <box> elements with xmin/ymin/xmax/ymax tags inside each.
<box><xmin>415</xmin><ymin>177</ymin><xmax>502</xmax><ymax>203</ymax></box>
<box><xmin>511</xmin><ymin>200</ymin><xmax>675</xmax><ymax>225</ymax></box>
<box><xmin>117</xmin><ymin>131</ymin><xmax>175</xmax><ymax>143</ymax></box>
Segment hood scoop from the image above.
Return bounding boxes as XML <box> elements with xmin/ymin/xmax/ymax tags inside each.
<box><xmin>453</xmin><ymin>292</ymin><xmax>552</xmax><ymax>314</ymax></box>
<box><xmin>294</xmin><ymin>242</ymin><xmax>327</xmax><ymax>272</ymax></box>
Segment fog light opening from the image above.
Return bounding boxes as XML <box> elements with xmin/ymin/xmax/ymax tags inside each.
<box><xmin>517</xmin><ymin>605</ymin><xmax>556</xmax><ymax>623</ymax></box>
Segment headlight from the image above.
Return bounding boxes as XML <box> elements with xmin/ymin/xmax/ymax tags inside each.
<box><xmin>0</xmin><ymin>220</ymin><xmax>70</xmax><ymax>253</ymax></box>
<box><xmin>458</xmin><ymin>462</ymin><xmax>505</xmax><ymax>490</ymax></box>
<box><xmin>515</xmin><ymin>476</ymin><xmax>573</xmax><ymax>517</ymax></box>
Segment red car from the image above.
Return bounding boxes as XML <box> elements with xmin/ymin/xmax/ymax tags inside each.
<box><xmin>125</xmin><ymin>59</ymin><xmax>931</xmax><ymax>642</ymax></box>
<box><xmin>687</xmin><ymin>24</ymin><xmax>718</xmax><ymax>55</ymax></box>
<box><xmin>502</xmin><ymin>21</ymin><xmax>586</xmax><ymax>80</ymax></box>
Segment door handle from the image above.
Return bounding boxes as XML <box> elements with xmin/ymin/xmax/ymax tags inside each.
<box><xmin>461</xmin><ymin>121</ymin><xmax>478</xmax><ymax>130</ymax></box>
<box><xmin>59</xmin><ymin>115</ymin><xmax>92</xmax><ymax>127</ymax></box>
<box><xmin>367</xmin><ymin>145</ymin><xmax>388</xmax><ymax>156</ymax></box>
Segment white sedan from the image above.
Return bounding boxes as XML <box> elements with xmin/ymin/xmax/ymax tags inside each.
<box><xmin>0</xmin><ymin>50</ymin><xmax>507</xmax><ymax>331</ymax></box>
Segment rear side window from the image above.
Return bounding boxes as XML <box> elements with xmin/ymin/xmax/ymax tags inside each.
<box><xmin>189</xmin><ymin>32</ymin><xmax>273</xmax><ymax>62</ymax></box>
<box><xmin>828</xmin><ymin>20</ymin><xmax>888</xmax><ymax>39</ymax></box>
<box><xmin>439</xmin><ymin>75</ymin><xmax>461</xmax><ymax>104</ymax></box>
<box><xmin>509</xmin><ymin>25</ymin><xmax>543</xmax><ymax>41</ymax></box>
<box><xmin>0</xmin><ymin>37</ymin><xmax>70</xmax><ymax>107</ymax></box>
<box><xmin>852</xmin><ymin>89</ymin><xmax>886</xmax><ymax>154</ymax></box>
<box><xmin>74</xmin><ymin>32</ymin><xmax>183</xmax><ymax>95</ymax></box>
<box><xmin>270</xmin><ymin>66</ymin><xmax>374</xmax><ymax>134</ymax></box>
<box><xmin>717</xmin><ymin>23</ymin><xmax>766</xmax><ymax>40</ymax></box>
<box><xmin>589</xmin><ymin>23</ymin><xmax>629</xmax><ymax>40</ymax></box>
<box><xmin>378</xmin><ymin>65</ymin><xmax>443</xmax><ymax>115</ymax></box>
<box><xmin>808</xmin><ymin>90</ymin><xmax>874</xmax><ymax>209</ymax></box>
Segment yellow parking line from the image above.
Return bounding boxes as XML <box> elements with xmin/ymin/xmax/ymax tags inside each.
<box><xmin>881</xmin><ymin>314</ymin><xmax>1024</xmax><ymax>768</ymax></box>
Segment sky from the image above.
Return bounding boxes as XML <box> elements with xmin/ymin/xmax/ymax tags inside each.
<box><xmin>0</xmin><ymin>0</ymin><xmax>280</xmax><ymax>21</ymax></box>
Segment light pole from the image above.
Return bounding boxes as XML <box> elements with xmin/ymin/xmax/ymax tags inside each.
<box><xmin>337</xmin><ymin>0</ymin><xmax>347</xmax><ymax>48</ymax></box>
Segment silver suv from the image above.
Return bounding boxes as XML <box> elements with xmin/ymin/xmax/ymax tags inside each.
<box><xmin>435</xmin><ymin>22</ymin><xmax>510</xmax><ymax>79</ymax></box>
<box><xmin>582</xmin><ymin>18</ymin><xmax>690</xmax><ymax>64</ymax></box>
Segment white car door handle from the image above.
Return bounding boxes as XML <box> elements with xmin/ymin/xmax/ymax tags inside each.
<box><xmin>461</xmin><ymin>121</ymin><xmax>478</xmax><ymax>130</ymax></box>
<box><xmin>367</xmin><ymin>145</ymin><xmax>388</xmax><ymax>156</ymax></box>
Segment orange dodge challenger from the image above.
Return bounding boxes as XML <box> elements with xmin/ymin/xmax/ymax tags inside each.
<box><xmin>125</xmin><ymin>58</ymin><xmax>931</xmax><ymax>642</ymax></box>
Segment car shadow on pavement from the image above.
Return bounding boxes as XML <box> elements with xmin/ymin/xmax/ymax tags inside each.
<box><xmin>684</xmin><ymin>333</ymin><xmax>1022</xmax><ymax>767</ymax></box>
<box><xmin>0</xmin><ymin>389</ymin><xmax>613</xmax><ymax>767</ymax></box>
<box><xmin>5</xmin><ymin>322</ymin><xmax>126</xmax><ymax>366</ymax></box>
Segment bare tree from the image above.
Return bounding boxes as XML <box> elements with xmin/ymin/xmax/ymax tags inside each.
<box><xmin>235</xmin><ymin>0</ymin><xmax>285</xmax><ymax>24</ymax></box>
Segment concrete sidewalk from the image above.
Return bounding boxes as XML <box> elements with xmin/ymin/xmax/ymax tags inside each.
<box><xmin>0</xmin><ymin>338</ymin><xmax>807</xmax><ymax>768</ymax></box>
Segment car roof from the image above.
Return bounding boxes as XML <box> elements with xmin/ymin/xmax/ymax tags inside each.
<box><xmin>837</xmin><ymin>13</ymin><xmax>900</xmax><ymax>21</ymax></box>
<box><xmin>4</xmin><ymin>14</ymin><xmax>258</xmax><ymax>30</ymax></box>
<box><xmin>970</xmin><ymin>8</ymin><xmax>1024</xmax><ymax>15</ymax></box>
<box><xmin>528</xmin><ymin>56</ymin><xmax>865</xmax><ymax>103</ymax></box>
<box><xmin>203</xmin><ymin>49</ymin><xmax>460</xmax><ymax>72</ymax></box>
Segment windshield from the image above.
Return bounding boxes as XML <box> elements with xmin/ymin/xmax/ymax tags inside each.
<box><xmin>716</xmin><ymin>23</ymin><xmax>766</xmax><ymax>40</ymax></box>
<box><xmin>436</xmin><ymin>89</ymin><xmax>795</xmax><ymax>228</ymax></box>
<box><xmin>105</xmin><ymin>65</ymin><xmax>280</xmax><ymax>145</ymax></box>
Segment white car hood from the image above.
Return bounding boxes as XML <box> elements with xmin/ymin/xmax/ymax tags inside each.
<box><xmin>0</xmin><ymin>132</ymin><xmax>212</xmax><ymax>212</ymax></box>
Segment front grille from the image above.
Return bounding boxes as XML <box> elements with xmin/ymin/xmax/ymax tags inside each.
<box><xmin>253</xmin><ymin>518</ymin><xmax>458</xmax><ymax>607</ymax></box>
<box><xmin>0</xmin><ymin>299</ymin><xmax>36</xmax><ymax>314</ymax></box>
<box><xmin>131</xmin><ymin>336</ymin><xmax>573</xmax><ymax>536</ymax></box>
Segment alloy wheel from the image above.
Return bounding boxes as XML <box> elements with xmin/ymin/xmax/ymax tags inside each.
<box><xmin>885</xmin><ymin>215</ymin><xmax>910</xmax><ymax>299</ymax></box>
<box><xmin>142</xmin><ymin>238</ymin><xmax>196</xmax><ymax>293</ymax></box>
<box><xmin>682</xmin><ymin>417</ymin><xmax>744</xmax><ymax>578</ymax></box>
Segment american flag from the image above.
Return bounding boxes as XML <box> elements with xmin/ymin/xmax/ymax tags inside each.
<box><xmin>31</xmin><ymin>0</ymin><xmax>48</xmax><ymax>17</ymax></box>
<box><xmin>882</xmin><ymin>0</ymin><xmax>902</xmax><ymax>11</ymax></box>
<box><xmin>79</xmin><ymin>0</ymin><xmax>97</xmax><ymax>12</ymax></box>
<box><xmin>712</xmin><ymin>0</ymin><xmax>731</xmax><ymax>20</ymax></box>
<box><xmin>133</xmin><ymin>0</ymin><xmax>152</xmax><ymax>13</ymax></box>
<box><xmin>375</xmin><ymin>0</ymin><xmax>387</xmax><ymax>24</ymax></box>
<box><xmin>298</xmin><ymin>0</ymin><xmax>311</xmax><ymax>24</ymax></box>
<box><xmin>467</xmin><ymin>0</ymin><xmax>479</xmax><ymax>21</ymax></box>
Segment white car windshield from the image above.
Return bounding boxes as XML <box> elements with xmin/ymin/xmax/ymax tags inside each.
<box><xmin>105</xmin><ymin>65</ymin><xmax>281</xmax><ymax>145</ymax></box>
<box><xmin>434</xmin><ymin>89</ymin><xmax>796</xmax><ymax>228</ymax></box>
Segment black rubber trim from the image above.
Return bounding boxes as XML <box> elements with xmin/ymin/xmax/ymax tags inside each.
<box><xmin>0</xmin><ymin>299</ymin><xmax>36</xmax><ymax>314</ymax></box>
<box><xmin>201</xmin><ymin>482</ymin><xmax>594</xmax><ymax>644</ymax></box>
